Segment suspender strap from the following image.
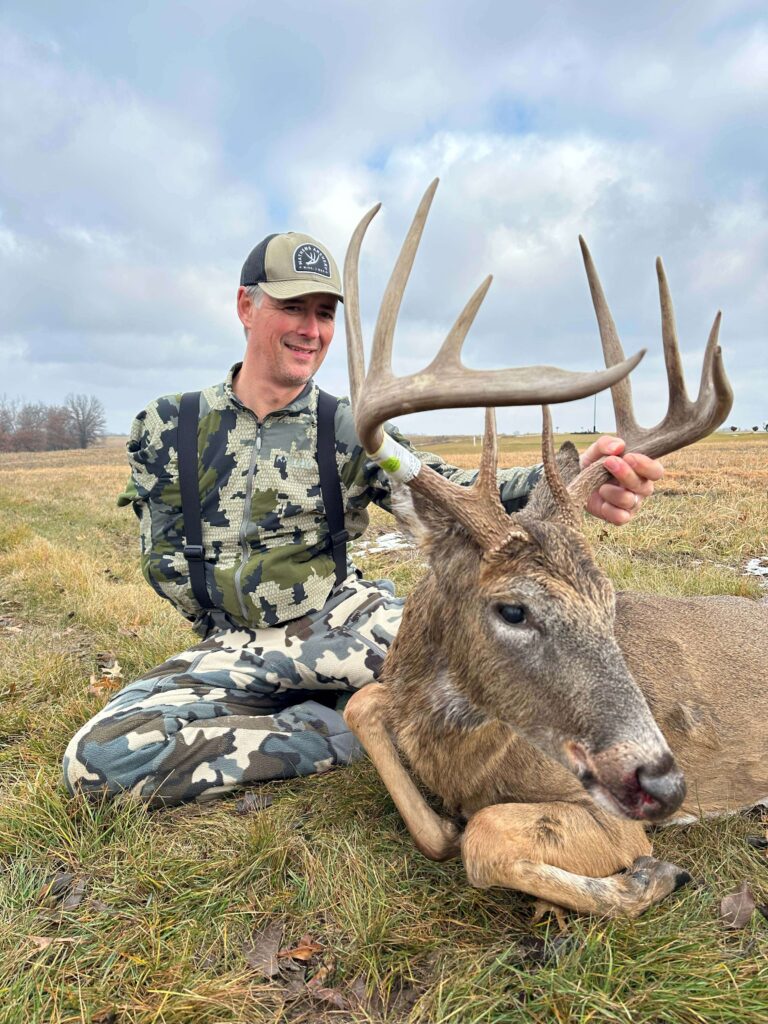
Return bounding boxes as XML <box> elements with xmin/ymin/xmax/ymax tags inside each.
<box><xmin>178</xmin><ymin>391</ymin><xmax>214</xmax><ymax>609</ymax></box>
<box><xmin>317</xmin><ymin>389</ymin><xmax>348</xmax><ymax>587</ymax></box>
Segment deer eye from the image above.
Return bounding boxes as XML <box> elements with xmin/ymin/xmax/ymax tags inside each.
<box><xmin>497</xmin><ymin>603</ymin><xmax>526</xmax><ymax>625</ymax></box>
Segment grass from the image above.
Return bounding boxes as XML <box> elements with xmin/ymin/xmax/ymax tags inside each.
<box><xmin>0</xmin><ymin>436</ymin><xmax>766</xmax><ymax>1023</ymax></box>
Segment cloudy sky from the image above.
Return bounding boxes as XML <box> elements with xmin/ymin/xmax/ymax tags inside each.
<box><xmin>1</xmin><ymin>1</ymin><xmax>766</xmax><ymax>437</ymax></box>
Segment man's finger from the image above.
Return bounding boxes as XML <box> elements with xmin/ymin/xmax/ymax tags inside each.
<box><xmin>598</xmin><ymin>483</ymin><xmax>649</xmax><ymax>510</ymax></box>
<box><xmin>623</xmin><ymin>451</ymin><xmax>665</xmax><ymax>482</ymax></box>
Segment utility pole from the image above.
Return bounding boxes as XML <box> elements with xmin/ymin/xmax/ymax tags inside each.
<box><xmin>593</xmin><ymin>391</ymin><xmax>597</xmax><ymax>433</ymax></box>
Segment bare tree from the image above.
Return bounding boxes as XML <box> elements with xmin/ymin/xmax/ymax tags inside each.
<box><xmin>45</xmin><ymin>405</ymin><xmax>76</xmax><ymax>450</ymax></box>
<box><xmin>0</xmin><ymin>397</ymin><xmax>18</xmax><ymax>452</ymax></box>
<box><xmin>65</xmin><ymin>394</ymin><xmax>106</xmax><ymax>449</ymax></box>
<box><xmin>15</xmin><ymin>402</ymin><xmax>48</xmax><ymax>451</ymax></box>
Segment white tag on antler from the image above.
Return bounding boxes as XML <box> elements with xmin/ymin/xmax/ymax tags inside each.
<box><xmin>367</xmin><ymin>433</ymin><xmax>422</xmax><ymax>483</ymax></box>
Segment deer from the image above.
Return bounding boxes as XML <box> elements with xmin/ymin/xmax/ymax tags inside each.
<box><xmin>340</xmin><ymin>179</ymin><xmax>768</xmax><ymax>920</ymax></box>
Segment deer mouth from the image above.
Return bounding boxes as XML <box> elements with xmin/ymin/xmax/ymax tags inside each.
<box><xmin>564</xmin><ymin>742</ymin><xmax>686</xmax><ymax>822</ymax></box>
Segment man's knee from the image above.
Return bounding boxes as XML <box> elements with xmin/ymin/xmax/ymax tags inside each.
<box><xmin>62</xmin><ymin>706</ymin><xmax>171</xmax><ymax>800</ymax></box>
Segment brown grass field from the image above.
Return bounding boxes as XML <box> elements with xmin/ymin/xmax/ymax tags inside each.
<box><xmin>0</xmin><ymin>434</ymin><xmax>766</xmax><ymax>1023</ymax></box>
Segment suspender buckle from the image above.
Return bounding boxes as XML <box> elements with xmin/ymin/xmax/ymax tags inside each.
<box><xmin>183</xmin><ymin>544</ymin><xmax>205</xmax><ymax>562</ymax></box>
<box><xmin>330</xmin><ymin>530</ymin><xmax>349</xmax><ymax>549</ymax></box>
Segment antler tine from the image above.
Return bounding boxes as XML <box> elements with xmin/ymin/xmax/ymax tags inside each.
<box><xmin>656</xmin><ymin>257</ymin><xmax>689</xmax><ymax>409</ymax></box>
<box><xmin>408</xmin><ymin>407</ymin><xmax>517</xmax><ymax>549</ymax></box>
<box><xmin>541</xmin><ymin>406</ymin><xmax>579</xmax><ymax>529</ymax></box>
<box><xmin>423</xmin><ymin>275</ymin><xmax>494</xmax><ymax>373</ymax></box>
<box><xmin>698</xmin><ymin>311</ymin><xmax>732</xmax><ymax>415</ymax></box>
<box><xmin>567</xmin><ymin>249</ymin><xmax>734</xmax><ymax>512</ymax></box>
<box><xmin>344</xmin><ymin>201</ymin><xmax>381</xmax><ymax>408</ymax></box>
<box><xmin>476</xmin><ymin>407</ymin><xmax>500</xmax><ymax>496</ymax></box>
<box><xmin>370</xmin><ymin>178</ymin><xmax>440</xmax><ymax>381</ymax></box>
<box><xmin>579</xmin><ymin>236</ymin><xmax>639</xmax><ymax>441</ymax></box>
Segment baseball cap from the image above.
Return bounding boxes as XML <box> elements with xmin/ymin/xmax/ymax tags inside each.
<box><xmin>240</xmin><ymin>232</ymin><xmax>343</xmax><ymax>302</ymax></box>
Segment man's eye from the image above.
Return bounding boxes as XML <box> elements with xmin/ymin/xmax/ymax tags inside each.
<box><xmin>497</xmin><ymin>604</ymin><xmax>526</xmax><ymax>625</ymax></box>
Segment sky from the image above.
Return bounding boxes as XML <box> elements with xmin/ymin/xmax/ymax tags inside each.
<box><xmin>1</xmin><ymin>0</ymin><xmax>766</xmax><ymax>437</ymax></box>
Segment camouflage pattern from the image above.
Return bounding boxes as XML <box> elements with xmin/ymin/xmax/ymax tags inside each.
<box><xmin>117</xmin><ymin>364</ymin><xmax>543</xmax><ymax>631</ymax></box>
<box><xmin>65</xmin><ymin>368</ymin><xmax>544</xmax><ymax>804</ymax></box>
<box><xmin>63</xmin><ymin>577</ymin><xmax>403</xmax><ymax>806</ymax></box>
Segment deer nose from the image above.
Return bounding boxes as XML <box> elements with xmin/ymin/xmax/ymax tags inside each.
<box><xmin>636</xmin><ymin>754</ymin><xmax>686</xmax><ymax>816</ymax></box>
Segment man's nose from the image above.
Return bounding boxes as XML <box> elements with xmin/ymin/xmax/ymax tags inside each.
<box><xmin>297</xmin><ymin>311</ymin><xmax>320</xmax><ymax>339</ymax></box>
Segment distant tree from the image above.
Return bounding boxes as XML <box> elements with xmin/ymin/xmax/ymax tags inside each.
<box><xmin>45</xmin><ymin>405</ymin><xmax>76</xmax><ymax>450</ymax></box>
<box><xmin>65</xmin><ymin>394</ymin><xmax>106</xmax><ymax>449</ymax></box>
<box><xmin>0</xmin><ymin>397</ymin><xmax>18</xmax><ymax>452</ymax></box>
<box><xmin>14</xmin><ymin>402</ymin><xmax>48</xmax><ymax>451</ymax></box>
<box><xmin>753</xmin><ymin>425</ymin><xmax>760</xmax><ymax>432</ymax></box>
<box><xmin>730</xmin><ymin>425</ymin><xmax>738</xmax><ymax>432</ymax></box>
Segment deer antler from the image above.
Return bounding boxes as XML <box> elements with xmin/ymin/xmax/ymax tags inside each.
<box><xmin>344</xmin><ymin>180</ymin><xmax>645</xmax><ymax>457</ymax></box>
<box><xmin>343</xmin><ymin>180</ymin><xmax>647</xmax><ymax>546</ymax></box>
<box><xmin>566</xmin><ymin>240</ymin><xmax>734</xmax><ymax>509</ymax></box>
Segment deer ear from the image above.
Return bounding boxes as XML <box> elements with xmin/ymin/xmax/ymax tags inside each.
<box><xmin>390</xmin><ymin>481</ymin><xmax>478</xmax><ymax>556</ymax></box>
<box><xmin>522</xmin><ymin>441</ymin><xmax>581</xmax><ymax>522</ymax></box>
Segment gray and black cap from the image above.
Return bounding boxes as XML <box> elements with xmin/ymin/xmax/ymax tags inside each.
<box><xmin>240</xmin><ymin>232</ymin><xmax>343</xmax><ymax>301</ymax></box>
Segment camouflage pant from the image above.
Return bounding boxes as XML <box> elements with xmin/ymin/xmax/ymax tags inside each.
<box><xmin>63</xmin><ymin>578</ymin><xmax>403</xmax><ymax>806</ymax></box>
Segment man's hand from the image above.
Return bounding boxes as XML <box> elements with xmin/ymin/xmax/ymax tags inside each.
<box><xmin>579</xmin><ymin>436</ymin><xmax>663</xmax><ymax>526</ymax></box>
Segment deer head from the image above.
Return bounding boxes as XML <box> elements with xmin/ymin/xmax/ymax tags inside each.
<box><xmin>343</xmin><ymin>180</ymin><xmax>732</xmax><ymax>822</ymax></box>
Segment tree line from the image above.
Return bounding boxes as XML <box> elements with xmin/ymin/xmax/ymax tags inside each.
<box><xmin>0</xmin><ymin>394</ymin><xmax>106</xmax><ymax>452</ymax></box>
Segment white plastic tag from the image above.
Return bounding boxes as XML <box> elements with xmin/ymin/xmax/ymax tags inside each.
<box><xmin>368</xmin><ymin>432</ymin><xmax>422</xmax><ymax>483</ymax></box>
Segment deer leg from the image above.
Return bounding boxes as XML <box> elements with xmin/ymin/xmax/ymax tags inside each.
<box><xmin>462</xmin><ymin>801</ymin><xmax>691</xmax><ymax>919</ymax></box>
<box><xmin>344</xmin><ymin>684</ymin><xmax>461</xmax><ymax>860</ymax></box>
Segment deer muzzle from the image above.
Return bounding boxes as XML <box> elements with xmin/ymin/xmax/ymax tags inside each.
<box><xmin>565</xmin><ymin>741</ymin><xmax>686</xmax><ymax>822</ymax></box>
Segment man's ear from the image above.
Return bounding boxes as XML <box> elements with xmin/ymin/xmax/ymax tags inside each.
<box><xmin>522</xmin><ymin>441</ymin><xmax>581</xmax><ymax>521</ymax></box>
<box><xmin>237</xmin><ymin>286</ymin><xmax>254</xmax><ymax>331</ymax></box>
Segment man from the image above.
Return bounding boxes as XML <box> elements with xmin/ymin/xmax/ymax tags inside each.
<box><xmin>63</xmin><ymin>231</ymin><xmax>661</xmax><ymax>806</ymax></box>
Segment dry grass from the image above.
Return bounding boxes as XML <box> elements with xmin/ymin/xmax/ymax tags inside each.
<box><xmin>0</xmin><ymin>436</ymin><xmax>766</xmax><ymax>1024</ymax></box>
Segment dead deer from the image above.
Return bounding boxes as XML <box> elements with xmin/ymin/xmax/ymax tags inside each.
<box><xmin>341</xmin><ymin>180</ymin><xmax>768</xmax><ymax>919</ymax></box>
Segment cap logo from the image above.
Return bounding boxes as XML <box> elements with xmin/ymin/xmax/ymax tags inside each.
<box><xmin>293</xmin><ymin>243</ymin><xmax>331</xmax><ymax>278</ymax></box>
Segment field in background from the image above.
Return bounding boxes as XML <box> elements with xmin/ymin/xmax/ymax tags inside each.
<box><xmin>0</xmin><ymin>435</ymin><xmax>766</xmax><ymax>1023</ymax></box>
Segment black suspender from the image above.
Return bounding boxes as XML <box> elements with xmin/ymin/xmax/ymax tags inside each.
<box><xmin>178</xmin><ymin>391</ymin><xmax>214</xmax><ymax>609</ymax></box>
<box><xmin>177</xmin><ymin>389</ymin><xmax>348</xmax><ymax>612</ymax></box>
<box><xmin>317</xmin><ymin>389</ymin><xmax>348</xmax><ymax>587</ymax></box>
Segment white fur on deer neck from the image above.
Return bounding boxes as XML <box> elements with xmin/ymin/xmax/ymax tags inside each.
<box><xmin>367</xmin><ymin>432</ymin><xmax>423</xmax><ymax>483</ymax></box>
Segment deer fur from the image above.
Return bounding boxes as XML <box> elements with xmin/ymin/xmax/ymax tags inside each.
<box><xmin>344</xmin><ymin>443</ymin><xmax>768</xmax><ymax>918</ymax></box>
<box><xmin>341</xmin><ymin>178</ymin><xmax>764</xmax><ymax>918</ymax></box>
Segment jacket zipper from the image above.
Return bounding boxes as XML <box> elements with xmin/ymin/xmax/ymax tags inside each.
<box><xmin>234</xmin><ymin>422</ymin><xmax>262</xmax><ymax>621</ymax></box>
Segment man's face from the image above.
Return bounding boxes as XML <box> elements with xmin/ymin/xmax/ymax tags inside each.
<box><xmin>238</xmin><ymin>289</ymin><xmax>337</xmax><ymax>389</ymax></box>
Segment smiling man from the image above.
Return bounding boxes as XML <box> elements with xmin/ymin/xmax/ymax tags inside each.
<box><xmin>62</xmin><ymin>230</ymin><xmax>662</xmax><ymax>806</ymax></box>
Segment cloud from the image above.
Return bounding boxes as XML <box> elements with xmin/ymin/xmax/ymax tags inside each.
<box><xmin>0</xmin><ymin>3</ymin><xmax>765</xmax><ymax>436</ymax></box>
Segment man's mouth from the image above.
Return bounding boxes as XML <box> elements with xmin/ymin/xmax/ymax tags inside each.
<box><xmin>285</xmin><ymin>342</ymin><xmax>317</xmax><ymax>358</ymax></box>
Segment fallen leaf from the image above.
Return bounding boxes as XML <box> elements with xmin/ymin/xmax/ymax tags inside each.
<box><xmin>278</xmin><ymin>976</ymin><xmax>307</xmax><ymax>1001</ymax></box>
<box><xmin>277</xmin><ymin>933</ymin><xmax>323</xmax><ymax>962</ymax></box>
<box><xmin>62</xmin><ymin>877</ymin><xmax>88</xmax><ymax>910</ymax></box>
<box><xmin>720</xmin><ymin>881</ymin><xmax>757</xmax><ymax>929</ymax></box>
<box><xmin>235</xmin><ymin>792</ymin><xmax>274</xmax><ymax>815</ymax></box>
<box><xmin>87</xmin><ymin>898</ymin><xmax>114</xmax><ymax>914</ymax></box>
<box><xmin>27</xmin><ymin>936</ymin><xmax>78</xmax><ymax>953</ymax></box>
<box><xmin>243</xmin><ymin>919</ymin><xmax>284</xmax><ymax>978</ymax></box>
<box><xmin>88</xmin><ymin>668</ymin><xmax>123</xmax><ymax>698</ymax></box>
<box><xmin>307</xmin><ymin>984</ymin><xmax>349</xmax><ymax>1010</ymax></box>
<box><xmin>305</xmin><ymin>961</ymin><xmax>349</xmax><ymax>1009</ymax></box>
<box><xmin>38</xmin><ymin>870</ymin><xmax>76</xmax><ymax>905</ymax></box>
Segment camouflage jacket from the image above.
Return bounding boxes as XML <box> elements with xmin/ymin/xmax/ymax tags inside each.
<box><xmin>118</xmin><ymin>365</ymin><xmax>542</xmax><ymax>631</ymax></box>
